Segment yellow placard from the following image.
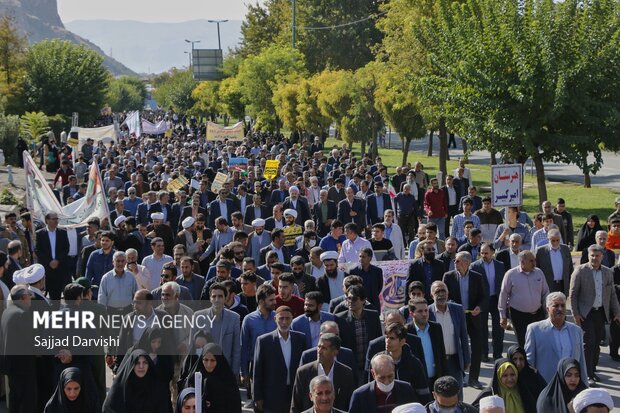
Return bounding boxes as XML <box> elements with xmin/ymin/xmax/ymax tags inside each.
<box><xmin>206</xmin><ymin>121</ymin><xmax>245</xmax><ymax>142</ymax></box>
<box><xmin>211</xmin><ymin>172</ymin><xmax>228</xmax><ymax>193</ymax></box>
<box><xmin>165</xmin><ymin>129</ymin><xmax>173</xmax><ymax>138</ymax></box>
<box><xmin>264</xmin><ymin>160</ymin><xmax>280</xmax><ymax>180</ymax></box>
<box><xmin>67</xmin><ymin>138</ymin><xmax>79</xmax><ymax>146</ymax></box>
<box><xmin>167</xmin><ymin>176</ymin><xmax>189</xmax><ymax>192</ymax></box>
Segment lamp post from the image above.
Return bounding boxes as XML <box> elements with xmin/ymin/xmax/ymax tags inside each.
<box><xmin>207</xmin><ymin>19</ymin><xmax>228</xmax><ymax>50</ymax></box>
<box><xmin>184</xmin><ymin>51</ymin><xmax>191</xmax><ymax>69</ymax></box>
<box><xmin>184</xmin><ymin>39</ymin><xmax>201</xmax><ymax>67</ymax></box>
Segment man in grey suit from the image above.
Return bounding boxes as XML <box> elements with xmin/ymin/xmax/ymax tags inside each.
<box><xmin>535</xmin><ymin>229</ymin><xmax>574</xmax><ymax>294</ymax></box>
<box><xmin>301</xmin><ymin>375</ymin><xmax>347</xmax><ymax>413</ymax></box>
<box><xmin>291</xmin><ymin>334</ymin><xmax>354</xmax><ymax>413</ymax></box>
<box><xmin>192</xmin><ymin>283</ymin><xmax>241</xmax><ymax>374</ymax></box>
<box><xmin>525</xmin><ymin>291</ymin><xmax>587</xmax><ymax>383</ymax></box>
<box><xmin>569</xmin><ymin>244</ymin><xmax>620</xmax><ymax>384</ymax></box>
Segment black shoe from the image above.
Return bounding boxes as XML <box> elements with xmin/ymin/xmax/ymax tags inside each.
<box><xmin>611</xmin><ymin>354</ymin><xmax>620</xmax><ymax>362</ymax></box>
<box><xmin>482</xmin><ymin>356</ymin><xmax>490</xmax><ymax>362</ymax></box>
<box><xmin>468</xmin><ymin>379</ymin><xmax>484</xmax><ymax>389</ymax></box>
<box><xmin>588</xmin><ymin>379</ymin><xmax>598</xmax><ymax>387</ymax></box>
<box><xmin>592</xmin><ymin>373</ymin><xmax>601</xmax><ymax>382</ymax></box>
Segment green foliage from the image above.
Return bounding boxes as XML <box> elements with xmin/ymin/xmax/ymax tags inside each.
<box><xmin>47</xmin><ymin>114</ymin><xmax>71</xmax><ymax>138</ymax></box>
<box><xmin>218</xmin><ymin>77</ymin><xmax>245</xmax><ymax>121</ymax></box>
<box><xmin>0</xmin><ymin>15</ymin><xmax>27</xmax><ymax>87</ymax></box>
<box><xmin>315</xmin><ymin>70</ymin><xmax>355</xmax><ymax>132</ymax></box>
<box><xmin>22</xmin><ymin>40</ymin><xmax>109</xmax><ymax>124</ymax></box>
<box><xmin>235</xmin><ymin>45</ymin><xmax>306</xmax><ymax>131</ymax></box>
<box><xmin>106</xmin><ymin>76</ymin><xmax>147</xmax><ymax>112</ymax></box>
<box><xmin>0</xmin><ymin>188</ymin><xmax>19</xmax><ymax>205</ymax></box>
<box><xmin>410</xmin><ymin>0</ymin><xmax>620</xmax><ymax>201</ymax></box>
<box><xmin>191</xmin><ymin>81</ymin><xmax>221</xmax><ymax>117</ymax></box>
<box><xmin>0</xmin><ymin>112</ymin><xmax>20</xmax><ymax>164</ymax></box>
<box><xmin>239</xmin><ymin>0</ymin><xmax>292</xmax><ymax>58</ymax></box>
<box><xmin>20</xmin><ymin>111</ymin><xmax>49</xmax><ymax>145</ymax></box>
<box><xmin>152</xmin><ymin>69</ymin><xmax>198</xmax><ymax>113</ymax></box>
<box><xmin>296</xmin><ymin>75</ymin><xmax>331</xmax><ymax>135</ymax></box>
<box><xmin>272</xmin><ymin>77</ymin><xmax>301</xmax><ymax>132</ymax></box>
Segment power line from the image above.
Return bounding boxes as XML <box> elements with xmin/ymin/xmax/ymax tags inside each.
<box><xmin>298</xmin><ymin>11</ymin><xmax>387</xmax><ymax>31</ymax></box>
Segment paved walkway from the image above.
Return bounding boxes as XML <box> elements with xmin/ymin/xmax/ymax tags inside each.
<box><xmin>385</xmin><ymin>132</ymin><xmax>620</xmax><ymax>191</ymax></box>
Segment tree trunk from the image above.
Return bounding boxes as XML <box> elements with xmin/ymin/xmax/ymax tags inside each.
<box><xmin>427</xmin><ymin>130</ymin><xmax>434</xmax><ymax>157</ymax></box>
<box><xmin>372</xmin><ymin>128</ymin><xmax>379</xmax><ymax>160</ymax></box>
<box><xmin>532</xmin><ymin>152</ymin><xmax>548</xmax><ymax>204</ymax></box>
<box><xmin>402</xmin><ymin>137</ymin><xmax>412</xmax><ymax>166</ymax></box>
<box><xmin>361</xmin><ymin>139</ymin><xmax>366</xmax><ymax>157</ymax></box>
<box><xmin>438</xmin><ymin>118</ymin><xmax>448</xmax><ymax>176</ymax></box>
<box><xmin>461</xmin><ymin>138</ymin><xmax>468</xmax><ymax>162</ymax></box>
<box><xmin>490</xmin><ymin>151</ymin><xmax>497</xmax><ymax>165</ymax></box>
<box><xmin>584</xmin><ymin>171</ymin><xmax>591</xmax><ymax>188</ymax></box>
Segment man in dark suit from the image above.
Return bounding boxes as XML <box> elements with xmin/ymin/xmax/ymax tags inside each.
<box><xmin>442</xmin><ymin>251</ymin><xmax>487</xmax><ymax>389</ymax></box>
<box><xmin>579</xmin><ymin>230</ymin><xmax>615</xmax><ymax>267</ymax></box>
<box><xmin>169</xmin><ymin>189</ymin><xmax>187</xmax><ymax>232</ymax></box>
<box><xmin>348</xmin><ymin>247</ymin><xmax>384</xmax><ymax>310</ymax></box>
<box><xmin>109</xmin><ymin>199</ymin><xmax>131</xmax><ymax>228</ymax></box>
<box><xmin>253</xmin><ymin>305</ymin><xmax>306</xmax><ymax>413</ymax></box>
<box><xmin>35</xmin><ymin>212</ymin><xmax>70</xmax><ymax>301</ymax></box>
<box><xmin>209</xmin><ymin>189</ymin><xmax>237</xmax><ymax>227</ymax></box>
<box><xmin>536</xmin><ymin>229</ymin><xmax>574</xmax><ymax>294</ymax></box>
<box><xmin>179</xmin><ymin>193</ymin><xmax>207</xmax><ymax>228</ymax></box>
<box><xmin>265</xmin><ymin>204</ymin><xmax>286</xmax><ymax>232</ymax></box>
<box><xmin>313</xmin><ymin>190</ymin><xmax>337</xmax><ymax>238</ymax></box>
<box><xmin>348</xmin><ymin>354</ymin><xmax>417</xmax><ymax>413</ymax></box>
<box><xmin>337</xmin><ymin>187</ymin><xmax>366</xmax><ymax>229</ymax></box>
<box><xmin>437</xmin><ymin>236</ymin><xmax>458</xmax><ymax>273</ymax></box>
<box><xmin>259</xmin><ymin>229</ymin><xmax>291</xmax><ymax>265</ymax></box>
<box><xmin>291</xmin><ymin>334</ymin><xmax>354</xmax><ymax>413</ymax></box>
<box><xmin>244</xmin><ymin>193</ymin><xmax>270</xmax><ymax>225</ymax></box>
<box><xmin>136</xmin><ymin>191</ymin><xmax>158</xmax><ymax>225</ymax></box>
<box><xmin>406</xmin><ymin>298</ymin><xmax>447</xmax><ymax>389</ymax></box>
<box><xmin>283</xmin><ymin>185</ymin><xmax>312</xmax><ymax>226</ymax></box>
<box><xmin>299</xmin><ymin>320</ymin><xmax>356</xmax><ymax>374</ymax></box>
<box><xmin>366</xmin><ymin>182</ymin><xmax>392</xmax><ymax>225</ymax></box>
<box><xmin>270</xmin><ymin>180</ymin><xmax>289</xmax><ymax>206</ymax></box>
<box><xmin>61</xmin><ymin>175</ymin><xmax>79</xmax><ymax>204</ymax></box>
<box><xmin>495</xmin><ymin>232</ymin><xmax>523</xmax><ymax>272</ymax></box>
<box><xmin>335</xmin><ymin>285</ymin><xmax>382</xmax><ymax>383</ymax></box>
<box><xmin>406</xmin><ymin>240</ymin><xmax>446</xmax><ymax>302</ymax></box>
<box><xmin>301</xmin><ymin>375</ymin><xmax>346</xmax><ymax>413</ymax></box>
<box><xmin>470</xmin><ymin>242</ymin><xmax>506</xmax><ymax>361</ymax></box>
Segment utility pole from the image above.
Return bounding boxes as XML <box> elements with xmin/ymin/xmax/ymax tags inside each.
<box><xmin>185</xmin><ymin>39</ymin><xmax>201</xmax><ymax>67</ymax></box>
<box><xmin>292</xmin><ymin>0</ymin><xmax>297</xmax><ymax>48</ymax></box>
<box><xmin>207</xmin><ymin>20</ymin><xmax>228</xmax><ymax>50</ymax></box>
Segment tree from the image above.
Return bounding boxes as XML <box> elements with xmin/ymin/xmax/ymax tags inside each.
<box><xmin>296</xmin><ymin>75</ymin><xmax>332</xmax><ymax>136</ymax></box>
<box><xmin>20</xmin><ymin>111</ymin><xmax>49</xmax><ymax>145</ymax></box>
<box><xmin>106</xmin><ymin>76</ymin><xmax>147</xmax><ymax>112</ymax></box>
<box><xmin>316</xmin><ymin>70</ymin><xmax>355</xmax><ymax>136</ymax></box>
<box><xmin>218</xmin><ymin>77</ymin><xmax>245</xmax><ymax>123</ymax></box>
<box><xmin>272</xmin><ymin>77</ymin><xmax>302</xmax><ymax>133</ymax></box>
<box><xmin>0</xmin><ymin>15</ymin><xmax>27</xmax><ymax>86</ymax></box>
<box><xmin>191</xmin><ymin>81</ymin><xmax>221</xmax><ymax>119</ymax></box>
<box><xmin>350</xmin><ymin>63</ymin><xmax>383</xmax><ymax>159</ymax></box>
<box><xmin>235</xmin><ymin>45</ymin><xmax>305</xmax><ymax>131</ymax></box>
<box><xmin>238</xmin><ymin>0</ymin><xmax>292</xmax><ymax>58</ymax></box>
<box><xmin>412</xmin><ymin>0</ymin><xmax>620</xmax><ymax>202</ymax></box>
<box><xmin>375</xmin><ymin>63</ymin><xmax>426</xmax><ymax>165</ymax></box>
<box><xmin>22</xmin><ymin>40</ymin><xmax>109</xmax><ymax>124</ymax></box>
<box><xmin>0</xmin><ymin>112</ymin><xmax>20</xmax><ymax>164</ymax></box>
<box><xmin>152</xmin><ymin>69</ymin><xmax>197</xmax><ymax>113</ymax></box>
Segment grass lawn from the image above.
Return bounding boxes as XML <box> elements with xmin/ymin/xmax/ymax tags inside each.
<box><xmin>323</xmin><ymin>137</ymin><xmax>617</xmax><ymax>230</ymax></box>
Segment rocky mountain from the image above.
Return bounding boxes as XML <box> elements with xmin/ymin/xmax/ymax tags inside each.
<box><xmin>66</xmin><ymin>19</ymin><xmax>243</xmax><ymax>74</ymax></box>
<box><xmin>0</xmin><ymin>0</ymin><xmax>136</xmax><ymax>76</ymax></box>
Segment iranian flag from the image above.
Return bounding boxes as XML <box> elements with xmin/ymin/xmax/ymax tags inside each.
<box><xmin>388</xmin><ymin>179</ymin><xmax>397</xmax><ymax>198</ymax></box>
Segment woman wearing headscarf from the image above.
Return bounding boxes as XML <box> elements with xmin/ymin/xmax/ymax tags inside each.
<box><xmin>536</xmin><ymin>358</ymin><xmax>588</xmax><ymax>413</ymax></box>
<box><xmin>44</xmin><ymin>367</ymin><xmax>99</xmax><ymax>413</ymax></box>
<box><xmin>102</xmin><ymin>349</ymin><xmax>172</xmax><ymax>413</ymax></box>
<box><xmin>178</xmin><ymin>330</ymin><xmax>210</xmax><ymax>392</ymax></box>
<box><xmin>575</xmin><ymin>215</ymin><xmax>603</xmax><ymax>252</ymax></box>
<box><xmin>128</xmin><ymin>326</ymin><xmax>174</xmax><ymax>385</ymax></box>
<box><xmin>176</xmin><ymin>387</ymin><xmax>196</xmax><ymax>412</ymax></box>
<box><xmin>182</xmin><ymin>343</ymin><xmax>241</xmax><ymax>413</ymax></box>
<box><xmin>506</xmin><ymin>345</ymin><xmax>547</xmax><ymax>397</ymax></box>
<box><xmin>473</xmin><ymin>360</ymin><xmax>536</xmax><ymax>413</ymax></box>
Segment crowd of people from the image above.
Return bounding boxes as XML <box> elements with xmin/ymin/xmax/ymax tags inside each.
<box><xmin>0</xmin><ymin>111</ymin><xmax>618</xmax><ymax>413</ymax></box>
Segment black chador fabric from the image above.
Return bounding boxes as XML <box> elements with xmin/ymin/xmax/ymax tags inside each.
<box><xmin>44</xmin><ymin>367</ymin><xmax>99</xmax><ymax>413</ymax></box>
<box><xmin>536</xmin><ymin>358</ymin><xmax>587</xmax><ymax>413</ymax></box>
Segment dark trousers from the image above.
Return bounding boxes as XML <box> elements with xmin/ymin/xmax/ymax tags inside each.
<box><xmin>610</xmin><ymin>318</ymin><xmax>620</xmax><ymax>357</ymax></box>
<box><xmin>551</xmin><ymin>280</ymin><xmax>564</xmax><ymax>293</ymax></box>
<box><xmin>582</xmin><ymin>307</ymin><xmax>606</xmax><ymax>378</ymax></box>
<box><xmin>448</xmin><ymin>134</ymin><xmax>457</xmax><ymax>149</ymax></box>
<box><xmin>482</xmin><ymin>295</ymin><xmax>504</xmax><ymax>359</ymax></box>
<box><xmin>510</xmin><ymin>307</ymin><xmax>544</xmax><ymax>348</ymax></box>
<box><xmin>445</xmin><ymin>355</ymin><xmax>464</xmax><ymax>401</ymax></box>
<box><xmin>398</xmin><ymin>213</ymin><xmax>417</xmax><ymax>244</ymax></box>
<box><xmin>466</xmin><ymin>313</ymin><xmax>482</xmax><ymax>381</ymax></box>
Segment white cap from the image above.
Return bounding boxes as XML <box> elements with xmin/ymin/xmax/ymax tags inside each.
<box><xmin>573</xmin><ymin>389</ymin><xmax>613</xmax><ymax>413</ymax></box>
<box><xmin>182</xmin><ymin>217</ymin><xmax>195</xmax><ymax>229</ymax></box>
<box><xmin>252</xmin><ymin>218</ymin><xmax>266</xmax><ymax>227</ymax></box>
<box><xmin>289</xmin><ymin>185</ymin><xmax>299</xmax><ymax>194</ymax></box>
<box><xmin>13</xmin><ymin>264</ymin><xmax>45</xmax><ymax>285</ymax></box>
<box><xmin>284</xmin><ymin>208</ymin><xmax>298</xmax><ymax>218</ymax></box>
<box><xmin>114</xmin><ymin>215</ymin><xmax>127</xmax><ymax>227</ymax></box>
<box><xmin>479</xmin><ymin>395</ymin><xmax>505</xmax><ymax>410</ymax></box>
<box><xmin>320</xmin><ymin>251</ymin><xmax>339</xmax><ymax>261</ymax></box>
<box><xmin>151</xmin><ymin>212</ymin><xmax>165</xmax><ymax>220</ymax></box>
<box><xmin>392</xmin><ymin>403</ymin><xmax>426</xmax><ymax>413</ymax></box>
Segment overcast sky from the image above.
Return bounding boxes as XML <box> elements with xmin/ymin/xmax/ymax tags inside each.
<box><xmin>57</xmin><ymin>0</ymin><xmax>261</xmax><ymax>23</ymax></box>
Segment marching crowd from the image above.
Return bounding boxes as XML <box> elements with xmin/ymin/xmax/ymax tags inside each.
<box><xmin>0</xmin><ymin>112</ymin><xmax>619</xmax><ymax>413</ymax></box>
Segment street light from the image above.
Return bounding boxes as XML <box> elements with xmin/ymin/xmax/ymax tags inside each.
<box><xmin>185</xmin><ymin>39</ymin><xmax>201</xmax><ymax>67</ymax></box>
<box><xmin>207</xmin><ymin>20</ymin><xmax>228</xmax><ymax>50</ymax></box>
<box><xmin>184</xmin><ymin>51</ymin><xmax>191</xmax><ymax>69</ymax></box>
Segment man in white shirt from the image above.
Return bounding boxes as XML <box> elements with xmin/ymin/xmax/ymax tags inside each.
<box><xmin>338</xmin><ymin>223</ymin><xmax>374</xmax><ymax>264</ymax></box>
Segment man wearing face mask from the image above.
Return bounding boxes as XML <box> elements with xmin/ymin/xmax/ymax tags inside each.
<box><xmin>349</xmin><ymin>354</ymin><xmax>417</xmax><ymax>413</ymax></box>
<box><xmin>295</xmin><ymin>230</ymin><xmax>319</xmax><ymax>263</ymax></box>
<box><xmin>406</xmin><ymin>241</ymin><xmax>446</xmax><ymax>302</ymax></box>
<box><xmin>426</xmin><ymin>376</ymin><xmax>477</xmax><ymax>413</ymax></box>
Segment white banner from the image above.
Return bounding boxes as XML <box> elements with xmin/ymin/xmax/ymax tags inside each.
<box><xmin>23</xmin><ymin>151</ymin><xmax>110</xmax><ymax>228</ymax></box>
<box><xmin>491</xmin><ymin>164</ymin><xmax>523</xmax><ymax>207</ymax></box>
<box><xmin>123</xmin><ymin>111</ymin><xmax>141</xmax><ymax>137</ymax></box>
<box><xmin>75</xmin><ymin>125</ymin><xmax>117</xmax><ymax>147</ymax></box>
<box><xmin>141</xmin><ymin>119</ymin><xmax>168</xmax><ymax>135</ymax></box>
